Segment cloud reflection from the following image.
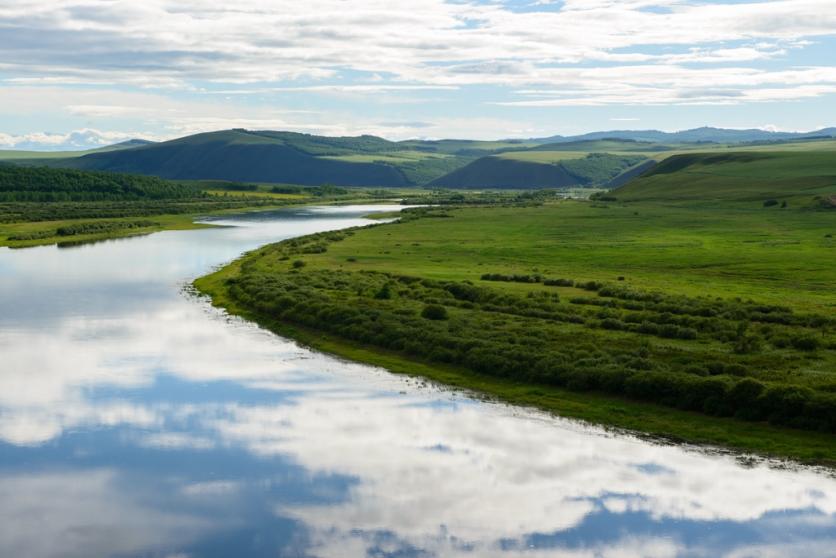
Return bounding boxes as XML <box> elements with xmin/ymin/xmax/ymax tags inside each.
<box><xmin>0</xmin><ymin>469</ymin><xmax>211</xmax><ymax>558</ymax></box>
<box><xmin>0</xmin><ymin>207</ymin><xmax>834</xmax><ymax>557</ymax></box>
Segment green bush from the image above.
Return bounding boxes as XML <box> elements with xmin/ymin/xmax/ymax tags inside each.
<box><xmin>790</xmin><ymin>334</ymin><xmax>819</xmax><ymax>351</ymax></box>
<box><xmin>421</xmin><ymin>304</ymin><xmax>448</xmax><ymax>320</ymax></box>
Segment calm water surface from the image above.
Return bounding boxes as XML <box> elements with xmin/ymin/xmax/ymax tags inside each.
<box><xmin>0</xmin><ymin>205</ymin><xmax>834</xmax><ymax>558</ymax></box>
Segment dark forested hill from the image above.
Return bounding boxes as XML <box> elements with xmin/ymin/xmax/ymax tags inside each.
<box><xmin>0</xmin><ymin>164</ymin><xmax>201</xmax><ymax>202</ymax></box>
<box><xmin>62</xmin><ymin>130</ymin><xmax>412</xmax><ymax>187</ymax></box>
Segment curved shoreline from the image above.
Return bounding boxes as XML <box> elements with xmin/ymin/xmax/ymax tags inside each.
<box><xmin>193</xmin><ymin>229</ymin><xmax>836</xmax><ymax>467</ymax></box>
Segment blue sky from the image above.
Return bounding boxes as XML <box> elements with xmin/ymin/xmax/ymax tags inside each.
<box><xmin>1</xmin><ymin>0</ymin><xmax>835</xmax><ymax>149</ymax></box>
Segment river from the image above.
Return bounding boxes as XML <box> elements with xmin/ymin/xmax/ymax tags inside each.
<box><xmin>0</xmin><ymin>204</ymin><xmax>834</xmax><ymax>558</ymax></box>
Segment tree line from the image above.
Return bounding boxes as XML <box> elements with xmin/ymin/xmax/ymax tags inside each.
<box><xmin>0</xmin><ymin>165</ymin><xmax>203</xmax><ymax>201</ymax></box>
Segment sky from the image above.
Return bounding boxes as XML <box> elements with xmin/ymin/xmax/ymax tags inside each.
<box><xmin>1</xmin><ymin>0</ymin><xmax>835</xmax><ymax>149</ymax></box>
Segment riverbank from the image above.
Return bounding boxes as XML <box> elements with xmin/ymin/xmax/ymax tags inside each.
<box><xmin>0</xmin><ymin>196</ymin><xmax>402</xmax><ymax>249</ymax></box>
<box><xmin>195</xmin><ymin>256</ymin><xmax>836</xmax><ymax>464</ymax></box>
<box><xmin>194</xmin><ymin>203</ymin><xmax>836</xmax><ymax>464</ymax></box>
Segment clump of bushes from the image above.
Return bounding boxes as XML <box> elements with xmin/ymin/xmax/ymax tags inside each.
<box><xmin>791</xmin><ymin>334</ymin><xmax>820</xmax><ymax>352</ymax></box>
<box><xmin>421</xmin><ymin>304</ymin><xmax>448</xmax><ymax>320</ymax></box>
<box><xmin>481</xmin><ymin>273</ymin><xmax>541</xmax><ymax>283</ymax></box>
<box><xmin>55</xmin><ymin>219</ymin><xmax>159</xmax><ymax>236</ymax></box>
<box><xmin>220</xmin><ymin>231</ymin><xmax>836</xmax><ymax>435</ymax></box>
<box><xmin>7</xmin><ymin>230</ymin><xmax>54</xmax><ymax>241</ymax></box>
<box><xmin>543</xmin><ymin>278</ymin><xmax>574</xmax><ymax>287</ymax></box>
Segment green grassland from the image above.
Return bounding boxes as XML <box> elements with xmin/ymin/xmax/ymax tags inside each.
<box><xmin>0</xmin><ymin>213</ymin><xmax>220</xmax><ymax>248</ymax></box>
<box><xmin>495</xmin><ymin>150</ymin><xmax>590</xmax><ymax>163</ymax></box>
<box><xmin>196</xmin><ymin>195</ymin><xmax>836</xmax><ymax>462</ymax></box>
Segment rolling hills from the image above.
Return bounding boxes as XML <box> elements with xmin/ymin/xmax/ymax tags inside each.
<box><xmin>44</xmin><ymin>129</ymin><xmax>543</xmax><ymax>186</ymax></box>
<box><xmin>3</xmin><ymin>126</ymin><xmax>834</xmax><ymax>190</ymax></box>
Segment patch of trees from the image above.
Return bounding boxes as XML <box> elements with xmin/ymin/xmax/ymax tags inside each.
<box><xmin>8</xmin><ymin>219</ymin><xmax>160</xmax><ymax>241</ymax></box>
<box><xmin>399</xmin><ymin>189</ymin><xmax>558</xmax><ymax>207</ymax></box>
<box><xmin>0</xmin><ymin>197</ymin><xmax>291</xmax><ymax>224</ymax></box>
<box><xmin>0</xmin><ymin>165</ymin><xmax>203</xmax><ymax>202</ymax></box>
<box><xmin>56</xmin><ymin>220</ymin><xmax>159</xmax><ymax>236</ymax></box>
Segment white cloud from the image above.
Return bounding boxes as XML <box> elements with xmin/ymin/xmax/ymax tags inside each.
<box><xmin>0</xmin><ymin>128</ymin><xmax>153</xmax><ymax>150</ymax></box>
<box><xmin>0</xmin><ymin>0</ymin><xmax>834</xmax><ymax>105</ymax></box>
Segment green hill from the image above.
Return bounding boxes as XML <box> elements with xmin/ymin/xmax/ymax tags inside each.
<box><xmin>18</xmin><ymin>128</ymin><xmax>836</xmax><ymax>190</ymax></box>
<box><xmin>430</xmin><ymin>152</ymin><xmax>648</xmax><ymax>189</ymax></box>
<box><xmin>58</xmin><ymin>130</ymin><xmax>415</xmax><ymax>187</ymax></box>
<box><xmin>613</xmin><ymin>151</ymin><xmax>836</xmax><ymax>203</ymax></box>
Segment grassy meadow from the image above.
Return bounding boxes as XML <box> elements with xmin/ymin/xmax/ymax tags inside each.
<box><xmin>197</xmin><ymin>197</ymin><xmax>836</xmax><ymax>462</ymax></box>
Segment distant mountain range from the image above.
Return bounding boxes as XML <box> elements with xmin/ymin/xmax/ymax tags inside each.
<box><xmin>532</xmin><ymin>126</ymin><xmax>836</xmax><ymax>144</ymax></box>
<box><xmin>14</xmin><ymin>126</ymin><xmax>836</xmax><ymax>189</ymax></box>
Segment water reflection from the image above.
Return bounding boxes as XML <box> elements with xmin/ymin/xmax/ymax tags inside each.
<box><xmin>0</xmin><ymin>205</ymin><xmax>834</xmax><ymax>557</ymax></box>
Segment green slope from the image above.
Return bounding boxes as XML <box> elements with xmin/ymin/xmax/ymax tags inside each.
<box><xmin>613</xmin><ymin>151</ymin><xmax>836</xmax><ymax>202</ymax></box>
<box><xmin>431</xmin><ymin>152</ymin><xmax>648</xmax><ymax>189</ymax></box>
<box><xmin>526</xmin><ymin>138</ymin><xmax>675</xmax><ymax>153</ymax></box>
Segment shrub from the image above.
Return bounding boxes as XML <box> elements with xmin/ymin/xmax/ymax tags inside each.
<box><xmin>578</xmin><ymin>281</ymin><xmax>603</xmax><ymax>291</ymax></box>
<box><xmin>763</xmin><ymin>199</ymin><xmax>779</xmax><ymax>207</ymax></box>
<box><xmin>543</xmin><ymin>278</ymin><xmax>574</xmax><ymax>287</ymax></box>
<box><xmin>733</xmin><ymin>334</ymin><xmax>762</xmax><ymax>354</ymax></box>
<box><xmin>727</xmin><ymin>379</ymin><xmax>765</xmax><ymax>419</ymax></box>
<box><xmin>790</xmin><ymin>334</ymin><xmax>819</xmax><ymax>351</ymax></box>
<box><xmin>421</xmin><ymin>304</ymin><xmax>448</xmax><ymax>320</ymax></box>
<box><xmin>292</xmin><ymin>260</ymin><xmax>306</xmax><ymax>268</ymax></box>
<box><xmin>601</xmin><ymin>318</ymin><xmax>626</xmax><ymax>330</ymax></box>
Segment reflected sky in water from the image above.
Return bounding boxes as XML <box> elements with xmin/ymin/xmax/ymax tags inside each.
<box><xmin>0</xmin><ymin>205</ymin><xmax>834</xmax><ymax>558</ymax></box>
